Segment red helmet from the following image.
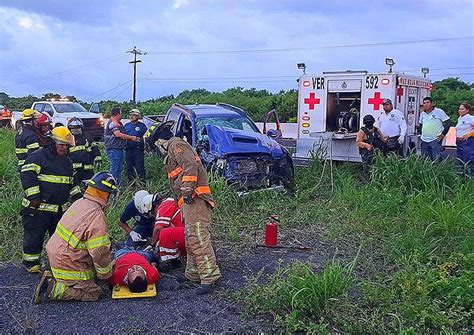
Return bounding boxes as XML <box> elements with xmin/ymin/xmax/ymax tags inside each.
<box><xmin>37</xmin><ymin>112</ymin><xmax>52</xmax><ymax>126</ymax></box>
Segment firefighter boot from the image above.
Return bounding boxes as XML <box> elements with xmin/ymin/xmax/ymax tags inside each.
<box><xmin>33</xmin><ymin>270</ymin><xmax>54</xmax><ymax>304</ymax></box>
<box><xmin>26</xmin><ymin>264</ymin><xmax>42</xmax><ymax>274</ymax></box>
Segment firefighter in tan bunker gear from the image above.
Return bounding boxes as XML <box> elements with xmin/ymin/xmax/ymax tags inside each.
<box><xmin>154</xmin><ymin>122</ymin><xmax>221</xmax><ymax>295</ymax></box>
<box><xmin>34</xmin><ymin>171</ymin><xmax>118</xmax><ymax>304</ymax></box>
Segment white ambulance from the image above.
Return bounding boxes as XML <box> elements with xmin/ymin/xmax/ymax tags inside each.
<box><xmin>295</xmin><ymin>70</ymin><xmax>432</xmax><ymax>162</ymax></box>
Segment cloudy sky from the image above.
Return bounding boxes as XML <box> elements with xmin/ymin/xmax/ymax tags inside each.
<box><xmin>0</xmin><ymin>0</ymin><xmax>473</xmax><ymax>102</ymax></box>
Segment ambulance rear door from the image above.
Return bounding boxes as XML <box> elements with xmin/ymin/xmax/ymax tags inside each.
<box><xmin>297</xmin><ymin>75</ymin><xmax>327</xmax><ymax>138</ymax></box>
<box><xmin>361</xmin><ymin>73</ymin><xmax>396</xmax><ymax>127</ymax></box>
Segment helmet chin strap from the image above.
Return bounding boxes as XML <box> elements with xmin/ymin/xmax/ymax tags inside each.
<box><xmin>155</xmin><ymin>139</ymin><xmax>169</xmax><ymax>155</ymax></box>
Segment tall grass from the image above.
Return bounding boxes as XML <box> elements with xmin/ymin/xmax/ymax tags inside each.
<box><xmin>0</xmin><ymin>129</ymin><xmax>472</xmax><ymax>333</ymax></box>
<box><xmin>243</xmin><ymin>259</ymin><xmax>357</xmax><ymax>332</ymax></box>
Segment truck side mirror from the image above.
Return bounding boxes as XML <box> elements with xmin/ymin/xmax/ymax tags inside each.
<box><xmin>267</xmin><ymin>129</ymin><xmax>277</xmax><ymax>138</ymax></box>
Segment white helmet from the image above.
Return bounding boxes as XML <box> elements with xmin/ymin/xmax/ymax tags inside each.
<box><xmin>134</xmin><ymin>190</ymin><xmax>150</xmax><ymax>213</ymax></box>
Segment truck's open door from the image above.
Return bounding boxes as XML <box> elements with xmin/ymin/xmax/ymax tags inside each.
<box><xmin>89</xmin><ymin>102</ymin><xmax>101</xmax><ymax>114</ymax></box>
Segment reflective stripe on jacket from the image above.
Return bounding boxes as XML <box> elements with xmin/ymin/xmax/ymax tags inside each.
<box><xmin>69</xmin><ymin>133</ymin><xmax>101</xmax><ymax>174</ymax></box>
<box><xmin>20</xmin><ymin>145</ymin><xmax>78</xmax><ymax>212</ymax></box>
<box><xmin>163</xmin><ymin>137</ymin><xmax>215</xmax><ymax>208</ymax></box>
<box><xmin>15</xmin><ymin>125</ymin><xmax>40</xmax><ymax>167</ymax></box>
<box><xmin>46</xmin><ymin>195</ymin><xmax>112</xmax><ymax>281</ymax></box>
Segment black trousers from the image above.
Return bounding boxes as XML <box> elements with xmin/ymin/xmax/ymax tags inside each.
<box><xmin>76</xmin><ymin>168</ymin><xmax>94</xmax><ymax>185</ymax></box>
<box><xmin>383</xmin><ymin>136</ymin><xmax>401</xmax><ymax>156</ymax></box>
<box><xmin>125</xmin><ymin>148</ymin><xmax>145</xmax><ymax>181</ymax></box>
<box><xmin>22</xmin><ymin>208</ymin><xmax>62</xmax><ymax>268</ymax></box>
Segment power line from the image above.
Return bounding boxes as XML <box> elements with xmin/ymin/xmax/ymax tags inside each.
<box><xmin>110</xmin><ymin>82</ymin><xmax>133</xmax><ymax>101</ymax></box>
<box><xmin>3</xmin><ymin>53</ymin><xmax>128</xmax><ymax>89</ymax></box>
<box><xmin>86</xmin><ymin>80</ymin><xmax>133</xmax><ymax>101</ymax></box>
<box><xmin>146</xmin><ymin>36</ymin><xmax>474</xmax><ymax>55</ymax></box>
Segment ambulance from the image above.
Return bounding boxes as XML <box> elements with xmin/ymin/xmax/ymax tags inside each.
<box><xmin>295</xmin><ymin>70</ymin><xmax>432</xmax><ymax>162</ymax></box>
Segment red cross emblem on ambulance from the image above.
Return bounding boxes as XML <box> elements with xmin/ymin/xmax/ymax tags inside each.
<box><xmin>304</xmin><ymin>92</ymin><xmax>320</xmax><ymax>110</ymax></box>
<box><xmin>368</xmin><ymin>92</ymin><xmax>384</xmax><ymax>110</ymax></box>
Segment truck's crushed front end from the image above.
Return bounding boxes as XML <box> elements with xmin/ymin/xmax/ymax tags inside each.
<box><xmin>198</xmin><ymin>125</ymin><xmax>294</xmax><ymax>192</ymax></box>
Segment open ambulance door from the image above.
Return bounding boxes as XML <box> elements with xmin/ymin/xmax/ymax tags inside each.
<box><xmin>297</xmin><ymin>75</ymin><xmax>327</xmax><ymax>138</ymax></box>
<box><xmin>361</xmin><ymin>73</ymin><xmax>396</xmax><ymax>128</ymax></box>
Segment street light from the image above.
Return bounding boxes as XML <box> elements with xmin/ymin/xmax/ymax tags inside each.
<box><xmin>421</xmin><ymin>67</ymin><xmax>430</xmax><ymax>77</ymax></box>
<box><xmin>297</xmin><ymin>63</ymin><xmax>306</xmax><ymax>74</ymax></box>
<box><xmin>385</xmin><ymin>58</ymin><xmax>395</xmax><ymax>73</ymax></box>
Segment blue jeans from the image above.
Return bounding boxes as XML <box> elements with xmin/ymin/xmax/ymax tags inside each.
<box><xmin>125</xmin><ymin>148</ymin><xmax>145</xmax><ymax>181</ymax></box>
<box><xmin>106</xmin><ymin>149</ymin><xmax>124</xmax><ymax>185</ymax></box>
<box><xmin>457</xmin><ymin>138</ymin><xmax>474</xmax><ymax>176</ymax></box>
<box><xmin>114</xmin><ymin>247</ymin><xmax>156</xmax><ymax>263</ymax></box>
<box><xmin>421</xmin><ymin>139</ymin><xmax>443</xmax><ymax>161</ymax></box>
<box><xmin>125</xmin><ymin>224</ymin><xmax>154</xmax><ymax>248</ymax></box>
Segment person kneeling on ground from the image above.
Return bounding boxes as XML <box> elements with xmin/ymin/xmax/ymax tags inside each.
<box><xmin>109</xmin><ymin>248</ymin><xmax>160</xmax><ymax>293</ymax></box>
<box><xmin>150</xmin><ymin>196</ymin><xmax>186</xmax><ymax>272</ymax></box>
<box><xmin>356</xmin><ymin>114</ymin><xmax>386</xmax><ymax>168</ymax></box>
<box><xmin>117</xmin><ymin>190</ymin><xmax>165</xmax><ymax>248</ymax></box>
<box><xmin>33</xmin><ymin>171</ymin><xmax>118</xmax><ymax>304</ymax></box>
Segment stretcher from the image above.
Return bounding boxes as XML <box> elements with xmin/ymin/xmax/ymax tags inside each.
<box><xmin>112</xmin><ymin>284</ymin><xmax>157</xmax><ymax>299</ymax></box>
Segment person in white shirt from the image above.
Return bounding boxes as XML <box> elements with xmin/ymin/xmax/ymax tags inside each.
<box><xmin>379</xmin><ymin>98</ymin><xmax>407</xmax><ymax>155</ymax></box>
<box><xmin>455</xmin><ymin>102</ymin><xmax>474</xmax><ymax>176</ymax></box>
<box><xmin>418</xmin><ymin>97</ymin><xmax>452</xmax><ymax>161</ymax></box>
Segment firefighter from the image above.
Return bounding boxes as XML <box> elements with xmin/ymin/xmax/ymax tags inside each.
<box><xmin>153</xmin><ymin>122</ymin><xmax>221</xmax><ymax>295</ymax></box>
<box><xmin>35</xmin><ymin>112</ymin><xmax>53</xmax><ymax>147</ymax></box>
<box><xmin>379</xmin><ymin>98</ymin><xmax>407</xmax><ymax>156</ymax></box>
<box><xmin>20</xmin><ymin>126</ymin><xmax>80</xmax><ymax>273</ymax></box>
<box><xmin>33</xmin><ymin>171</ymin><xmax>117</xmax><ymax>304</ymax></box>
<box><xmin>356</xmin><ymin>115</ymin><xmax>386</xmax><ymax>168</ymax></box>
<box><xmin>15</xmin><ymin>109</ymin><xmax>40</xmax><ymax>169</ymax></box>
<box><xmin>67</xmin><ymin>117</ymin><xmax>102</xmax><ymax>185</ymax></box>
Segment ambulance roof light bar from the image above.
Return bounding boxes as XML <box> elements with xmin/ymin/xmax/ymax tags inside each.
<box><xmin>323</xmin><ymin>70</ymin><xmax>368</xmax><ymax>74</ymax></box>
<box><xmin>297</xmin><ymin>63</ymin><xmax>306</xmax><ymax>74</ymax></box>
<box><xmin>421</xmin><ymin>67</ymin><xmax>430</xmax><ymax>77</ymax></box>
<box><xmin>385</xmin><ymin>58</ymin><xmax>395</xmax><ymax>73</ymax></box>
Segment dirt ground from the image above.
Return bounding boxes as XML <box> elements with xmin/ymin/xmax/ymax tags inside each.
<box><xmin>1</xmin><ymin>230</ymin><xmax>332</xmax><ymax>333</ymax></box>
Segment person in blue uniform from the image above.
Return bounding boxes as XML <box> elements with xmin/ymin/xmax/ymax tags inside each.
<box><xmin>123</xmin><ymin>109</ymin><xmax>147</xmax><ymax>182</ymax></box>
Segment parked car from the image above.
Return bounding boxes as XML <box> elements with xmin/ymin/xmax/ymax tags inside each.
<box><xmin>146</xmin><ymin>103</ymin><xmax>294</xmax><ymax>192</ymax></box>
<box><xmin>0</xmin><ymin>104</ymin><xmax>12</xmax><ymax>128</ymax></box>
<box><xmin>12</xmin><ymin>100</ymin><xmax>104</xmax><ymax>141</ymax></box>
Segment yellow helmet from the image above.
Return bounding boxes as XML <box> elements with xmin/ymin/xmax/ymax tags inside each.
<box><xmin>20</xmin><ymin>109</ymin><xmax>37</xmax><ymax>120</ymax></box>
<box><xmin>50</xmin><ymin>126</ymin><xmax>75</xmax><ymax>146</ymax></box>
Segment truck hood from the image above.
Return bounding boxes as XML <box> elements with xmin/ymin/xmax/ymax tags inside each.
<box><xmin>56</xmin><ymin>113</ymin><xmax>100</xmax><ymax>119</ymax></box>
<box><xmin>205</xmin><ymin>125</ymin><xmax>285</xmax><ymax>158</ymax></box>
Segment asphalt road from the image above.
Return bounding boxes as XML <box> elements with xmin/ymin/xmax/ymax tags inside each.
<box><xmin>1</xmin><ymin>232</ymin><xmax>331</xmax><ymax>333</ymax></box>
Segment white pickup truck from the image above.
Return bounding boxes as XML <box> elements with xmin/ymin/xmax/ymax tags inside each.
<box><xmin>12</xmin><ymin>101</ymin><xmax>104</xmax><ymax>141</ymax></box>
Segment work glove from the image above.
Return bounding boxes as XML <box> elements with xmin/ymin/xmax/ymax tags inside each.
<box><xmin>398</xmin><ymin>137</ymin><xmax>404</xmax><ymax>145</ymax></box>
<box><xmin>184</xmin><ymin>194</ymin><xmax>194</xmax><ymax>204</ymax></box>
<box><xmin>129</xmin><ymin>231</ymin><xmax>142</xmax><ymax>242</ymax></box>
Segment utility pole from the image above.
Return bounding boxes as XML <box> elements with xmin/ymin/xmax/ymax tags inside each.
<box><xmin>127</xmin><ymin>46</ymin><xmax>146</xmax><ymax>107</ymax></box>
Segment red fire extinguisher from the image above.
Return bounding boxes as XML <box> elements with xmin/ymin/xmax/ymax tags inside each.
<box><xmin>265</xmin><ymin>215</ymin><xmax>280</xmax><ymax>247</ymax></box>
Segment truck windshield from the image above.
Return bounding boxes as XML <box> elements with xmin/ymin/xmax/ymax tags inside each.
<box><xmin>195</xmin><ymin>115</ymin><xmax>259</xmax><ymax>141</ymax></box>
<box><xmin>53</xmin><ymin>103</ymin><xmax>88</xmax><ymax>113</ymax></box>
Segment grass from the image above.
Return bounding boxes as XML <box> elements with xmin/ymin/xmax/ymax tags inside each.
<box><xmin>0</xmin><ymin>128</ymin><xmax>472</xmax><ymax>333</ymax></box>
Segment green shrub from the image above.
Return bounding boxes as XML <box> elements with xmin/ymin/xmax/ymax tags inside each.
<box><xmin>243</xmin><ymin>256</ymin><xmax>358</xmax><ymax>332</ymax></box>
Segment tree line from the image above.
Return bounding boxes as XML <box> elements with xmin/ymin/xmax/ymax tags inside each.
<box><xmin>1</xmin><ymin>78</ymin><xmax>472</xmax><ymax>122</ymax></box>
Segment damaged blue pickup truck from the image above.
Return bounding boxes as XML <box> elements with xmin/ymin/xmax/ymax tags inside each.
<box><xmin>145</xmin><ymin>103</ymin><xmax>294</xmax><ymax>192</ymax></box>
